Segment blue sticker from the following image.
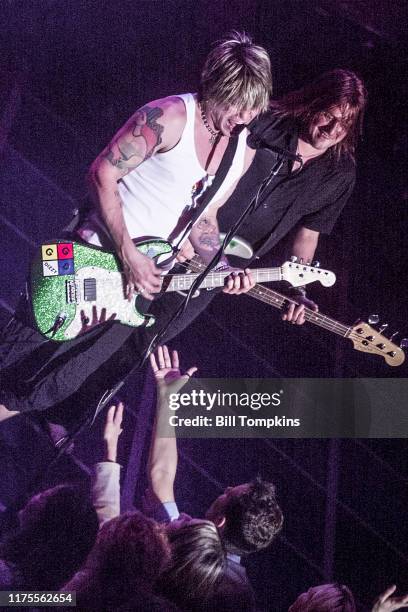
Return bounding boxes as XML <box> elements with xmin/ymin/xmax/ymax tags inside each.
<box><xmin>58</xmin><ymin>258</ymin><xmax>75</xmax><ymax>275</ymax></box>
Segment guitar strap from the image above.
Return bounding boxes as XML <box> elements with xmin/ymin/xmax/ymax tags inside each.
<box><xmin>61</xmin><ymin>135</ymin><xmax>239</xmax><ymax>249</ymax></box>
<box><xmin>170</xmin><ymin>134</ymin><xmax>239</xmax><ymax>253</ymax></box>
<box><xmin>52</xmin><ymin>135</ymin><xmax>239</xmax><ymax>431</ymax></box>
<box><xmin>60</xmin><ymin>198</ymin><xmax>91</xmax><ymax>238</ymax></box>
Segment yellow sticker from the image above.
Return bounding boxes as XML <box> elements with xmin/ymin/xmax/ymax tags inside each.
<box><xmin>42</xmin><ymin>244</ymin><xmax>57</xmax><ymax>260</ymax></box>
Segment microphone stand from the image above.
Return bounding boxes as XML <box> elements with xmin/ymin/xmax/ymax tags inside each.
<box><xmin>137</xmin><ymin>150</ymin><xmax>289</xmax><ymax>368</ymax></box>
<box><xmin>55</xmin><ymin>149</ymin><xmax>294</xmax><ymax>452</ymax></box>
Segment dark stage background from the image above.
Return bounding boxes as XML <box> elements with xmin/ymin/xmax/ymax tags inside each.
<box><xmin>0</xmin><ymin>1</ymin><xmax>407</xmax><ymax>610</ymax></box>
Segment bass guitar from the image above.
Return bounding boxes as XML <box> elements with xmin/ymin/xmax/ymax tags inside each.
<box><xmin>186</xmin><ymin>257</ymin><xmax>405</xmax><ymax>367</ymax></box>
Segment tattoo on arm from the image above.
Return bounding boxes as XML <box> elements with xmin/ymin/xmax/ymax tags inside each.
<box><xmin>103</xmin><ymin>105</ymin><xmax>164</xmax><ymax>171</ymax></box>
<box><xmin>195</xmin><ymin>217</ymin><xmax>221</xmax><ymax>252</ymax></box>
<box><xmin>189</xmin><ymin>215</ymin><xmax>230</xmax><ymax>266</ymax></box>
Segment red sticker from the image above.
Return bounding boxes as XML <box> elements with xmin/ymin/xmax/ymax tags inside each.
<box><xmin>57</xmin><ymin>243</ymin><xmax>73</xmax><ymax>259</ymax></box>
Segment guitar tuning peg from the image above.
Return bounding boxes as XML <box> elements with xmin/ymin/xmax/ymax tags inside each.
<box><xmin>312</xmin><ymin>260</ymin><xmax>320</xmax><ymax>268</ymax></box>
<box><xmin>368</xmin><ymin>314</ymin><xmax>379</xmax><ymax>325</ymax></box>
<box><xmin>290</xmin><ymin>255</ymin><xmax>298</xmax><ymax>263</ymax></box>
<box><xmin>299</xmin><ymin>257</ymin><xmax>304</xmax><ymax>264</ymax></box>
<box><xmin>400</xmin><ymin>338</ymin><xmax>408</xmax><ymax>349</ymax></box>
<box><xmin>378</xmin><ymin>323</ymin><xmax>388</xmax><ymax>333</ymax></box>
<box><xmin>389</xmin><ymin>331</ymin><xmax>399</xmax><ymax>342</ymax></box>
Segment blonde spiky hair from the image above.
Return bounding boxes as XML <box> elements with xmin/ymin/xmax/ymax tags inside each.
<box><xmin>199</xmin><ymin>31</ymin><xmax>272</xmax><ymax>113</ymax></box>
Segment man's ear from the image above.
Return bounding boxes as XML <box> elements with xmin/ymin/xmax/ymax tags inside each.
<box><xmin>213</xmin><ymin>515</ymin><xmax>226</xmax><ymax>529</ymax></box>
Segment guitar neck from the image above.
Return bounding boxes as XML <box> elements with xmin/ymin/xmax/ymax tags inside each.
<box><xmin>249</xmin><ymin>284</ymin><xmax>351</xmax><ymax>337</ymax></box>
<box><xmin>165</xmin><ymin>267</ymin><xmax>281</xmax><ymax>292</ymax></box>
<box><xmin>184</xmin><ymin>257</ymin><xmax>350</xmax><ymax>338</ymax></box>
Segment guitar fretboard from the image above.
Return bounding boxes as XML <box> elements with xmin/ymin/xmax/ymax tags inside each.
<box><xmin>186</xmin><ymin>258</ymin><xmax>351</xmax><ymax>338</ymax></box>
<box><xmin>249</xmin><ymin>284</ymin><xmax>351</xmax><ymax>337</ymax></box>
<box><xmin>164</xmin><ymin>268</ymin><xmax>281</xmax><ymax>292</ymax></box>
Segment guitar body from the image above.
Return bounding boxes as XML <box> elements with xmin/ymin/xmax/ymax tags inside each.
<box><xmin>30</xmin><ymin>238</ymin><xmax>173</xmax><ymax>341</ymax></box>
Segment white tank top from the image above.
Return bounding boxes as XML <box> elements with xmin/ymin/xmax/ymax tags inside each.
<box><xmin>80</xmin><ymin>93</ymin><xmax>248</xmax><ymax>247</ymax></box>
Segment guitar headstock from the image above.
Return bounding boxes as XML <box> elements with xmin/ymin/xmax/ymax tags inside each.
<box><xmin>350</xmin><ymin>322</ymin><xmax>405</xmax><ymax>366</ymax></box>
<box><xmin>280</xmin><ymin>261</ymin><xmax>336</xmax><ymax>288</ymax></box>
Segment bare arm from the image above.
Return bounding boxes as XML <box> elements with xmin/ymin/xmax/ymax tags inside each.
<box><xmin>148</xmin><ymin>346</ymin><xmax>197</xmax><ymax>503</ymax></box>
<box><xmin>89</xmin><ymin>98</ymin><xmax>185</xmax><ymax>297</ymax></box>
<box><xmin>291</xmin><ymin>226</ymin><xmax>320</xmax><ymax>263</ymax></box>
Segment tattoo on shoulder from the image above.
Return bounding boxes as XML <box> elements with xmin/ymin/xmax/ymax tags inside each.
<box><xmin>103</xmin><ymin>105</ymin><xmax>164</xmax><ymax>171</ymax></box>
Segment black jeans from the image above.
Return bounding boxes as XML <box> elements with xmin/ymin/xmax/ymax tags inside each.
<box><xmin>0</xmin><ymin>287</ymin><xmax>217</xmax><ymax>422</ymax></box>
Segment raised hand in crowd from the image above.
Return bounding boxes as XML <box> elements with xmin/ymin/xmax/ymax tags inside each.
<box><xmin>372</xmin><ymin>585</ymin><xmax>408</xmax><ymax>612</ymax></box>
<box><xmin>102</xmin><ymin>402</ymin><xmax>124</xmax><ymax>462</ymax></box>
<box><xmin>150</xmin><ymin>345</ymin><xmax>197</xmax><ymax>393</ymax></box>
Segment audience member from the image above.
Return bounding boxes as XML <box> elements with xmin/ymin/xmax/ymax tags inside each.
<box><xmin>147</xmin><ymin>345</ymin><xmax>283</xmax><ymax>608</ymax></box>
<box><xmin>62</xmin><ymin>510</ymin><xmax>170</xmax><ymax>611</ymax></box>
<box><xmin>0</xmin><ymin>484</ymin><xmax>98</xmax><ymax>591</ymax></box>
<box><xmin>288</xmin><ymin>583</ymin><xmax>356</xmax><ymax>612</ymax></box>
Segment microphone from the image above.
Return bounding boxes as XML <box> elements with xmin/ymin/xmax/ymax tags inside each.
<box><xmin>247</xmin><ymin>133</ymin><xmax>302</xmax><ymax>163</ymax></box>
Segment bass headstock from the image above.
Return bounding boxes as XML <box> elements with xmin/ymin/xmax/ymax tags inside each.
<box><xmin>350</xmin><ymin>322</ymin><xmax>405</xmax><ymax>367</ymax></box>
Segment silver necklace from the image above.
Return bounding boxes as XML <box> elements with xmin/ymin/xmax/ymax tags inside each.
<box><xmin>199</xmin><ymin>102</ymin><xmax>221</xmax><ymax>145</ymax></box>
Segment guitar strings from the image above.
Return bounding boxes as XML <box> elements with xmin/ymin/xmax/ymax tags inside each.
<box><xmin>178</xmin><ymin>259</ymin><xmax>351</xmax><ymax>336</ymax></box>
<box><xmin>72</xmin><ymin>258</ymin><xmax>397</xmax><ymax>355</ymax></box>
<box><xmin>177</xmin><ymin>259</ymin><xmax>398</xmax><ymax>352</ymax></box>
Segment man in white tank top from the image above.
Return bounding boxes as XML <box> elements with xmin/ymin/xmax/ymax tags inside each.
<box><xmin>84</xmin><ymin>31</ymin><xmax>272</xmax><ymax>300</ymax></box>
<box><xmin>0</xmin><ymin>32</ymin><xmax>273</xmax><ymax>418</ymax></box>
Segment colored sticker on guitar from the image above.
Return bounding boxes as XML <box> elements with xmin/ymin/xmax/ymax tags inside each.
<box><xmin>41</xmin><ymin>242</ymin><xmax>75</xmax><ymax>276</ymax></box>
<box><xmin>57</xmin><ymin>243</ymin><xmax>74</xmax><ymax>259</ymax></box>
<box><xmin>42</xmin><ymin>244</ymin><xmax>58</xmax><ymax>260</ymax></box>
<box><xmin>42</xmin><ymin>260</ymin><xmax>59</xmax><ymax>276</ymax></box>
<box><xmin>58</xmin><ymin>259</ymin><xmax>75</xmax><ymax>275</ymax></box>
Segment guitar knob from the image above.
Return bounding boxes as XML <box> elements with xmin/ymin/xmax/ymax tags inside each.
<box><xmin>290</xmin><ymin>255</ymin><xmax>298</xmax><ymax>263</ymax></box>
<box><xmin>312</xmin><ymin>260</ymin><xmax>320</xmax><ymax>268</ymax></box>
<box><xmin>400</xmin><ymin>338</ymin><xmax>408</xmax><ymax>349</ymax></box>
<box><xmin>379</xmin><ymin>323</ymin><xmax>388</xmax><ymax>333</ymax></box>
<box><xmin>368</xmin><ymin>314</ymin><xmax>379</xmax><ymax>325</ymax></box>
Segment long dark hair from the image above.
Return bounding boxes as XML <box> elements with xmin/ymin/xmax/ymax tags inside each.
<box><xmin>271</xmin><ymin>69</ymin><xmax>367</xmax><ymax>159</ymax></box>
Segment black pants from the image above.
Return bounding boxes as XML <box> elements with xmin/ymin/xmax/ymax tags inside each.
<box><xmin>0</xmin><ymin>288</ymin><xmax>217</xmax><ymax>423</ymax></box>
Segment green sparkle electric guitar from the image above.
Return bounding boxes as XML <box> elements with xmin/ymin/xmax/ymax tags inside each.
<box><xmin>30</xmin><ymin>238</ymin><xmax>336</xmax><ymax>342</ymax></box>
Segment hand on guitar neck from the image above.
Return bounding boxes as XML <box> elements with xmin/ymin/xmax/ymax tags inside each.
<box><xmin>282</xmin><ymin>294</ymin><xmax>319</xmax><ymax>325</ymax></box>
<box><xmin>222</xmin><ymin>268</ymin><xmax>255</xmax><ymax>295</ymax></box>
<box><xmin>177</xmin><ymin>238</ymin><xmax>256</xmax><ymax>295</ymax></box>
